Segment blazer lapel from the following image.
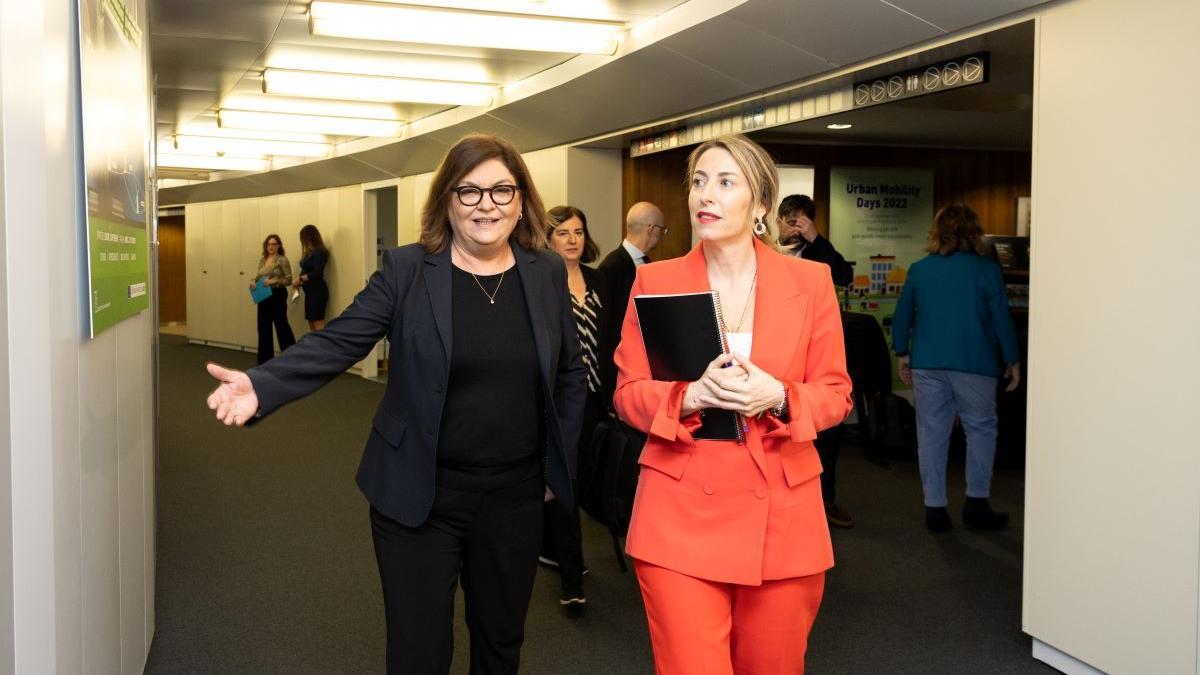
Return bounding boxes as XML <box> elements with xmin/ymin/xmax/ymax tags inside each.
<box><xmin>423</xmin><ymin>247</ymin><xmax>453</xmax><ymax>362</ymax></box>
<box><xmin>512</xmin><ymin>241</ymin><xmax>552</xmax><ymax>382</ymax></box>
<box><xmin>749</xmin><ymin>237</ymin><xmax>806</xmax><ymax>381</ymax></box>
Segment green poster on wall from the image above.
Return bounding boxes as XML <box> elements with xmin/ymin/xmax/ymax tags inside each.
<box><xmin>828</xmin><ymin>167</ymin><xmax>934</xmax><ymax>388</ymax></box>
<box><xmin>79</xmin><ymin>0</ymin><xmax>150</xmax><ymax>336</ymax></box>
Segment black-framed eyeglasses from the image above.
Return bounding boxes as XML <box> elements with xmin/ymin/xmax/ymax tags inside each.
<box><xmin>451</xmin><ymin>184</ymin><xmax>519</xmax><ymax>207</ymax></box>
<box><xmin>649</xmin><ymin>224</ymin><xmax>669</xmax><ymax>234</ymax></box>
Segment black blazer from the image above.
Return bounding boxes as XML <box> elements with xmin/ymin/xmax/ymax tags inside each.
<box><xmin>247</xmin><ymin>241</ymin><xmax>587</xmax><ymax>526</ymax></box>
<box><xmin>595</xmin><ymin>244</ymin><xmax>638</xmax><ymax>407</ymax></box>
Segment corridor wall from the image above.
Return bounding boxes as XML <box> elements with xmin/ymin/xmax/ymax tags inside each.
<box><xmin>1022</xmin><ymin>0</ymin><xmax>1200</xmax><ymax>672</ymax></box>
<box><xmin>0</xmin><ymin>0</ymin><xmax>156</xmax><ymax>672</ymax></box>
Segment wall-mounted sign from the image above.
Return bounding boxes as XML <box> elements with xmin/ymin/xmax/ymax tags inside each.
<box><xmin>853</xmin><ymin>53</ymin><xmax>988</xmax><ymax>109</ymax></box>
<box><xmin>632</xmin><ymin>127</ymin><xmax>686</xmax><ymax>156</ymax></box>
<box><xmin>79</xmin><ymin>0</ymin><xmax>151</xmax><ymax>337</ymax></box>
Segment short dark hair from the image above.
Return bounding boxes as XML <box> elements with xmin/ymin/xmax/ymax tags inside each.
<box><xmin>261</xmin><ymin>233</ymin><xmax>285</xmax><ymax>257</ymax></box>
<box><xmin>546</xmin><ymin>205</ymin><xmax>599</xmax><ymax>264</ymax></box>
<box><xmin>419</xmin><ymin>133</ymin><xmax>548</xmax><ymax>254</ymax></box>
<box><xmin>778</xmin><ymin>194</ymin><xmax>815</xmax><ymax>220</ymax></box>
<box><xmin>927</xmin><ymin>203</ymin><xmax>986</xmax><ymax>255</ymax></box>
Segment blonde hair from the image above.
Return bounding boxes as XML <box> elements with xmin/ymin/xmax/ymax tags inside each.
<box><xmin>685</xmin><ymin>134</ymin><xmax>780</xmax><ymax>250</ymax></box>
<box><xmin>927</xmin><ymin>203</ymin><xmax>986</xmax><ymax>256</ymax></box>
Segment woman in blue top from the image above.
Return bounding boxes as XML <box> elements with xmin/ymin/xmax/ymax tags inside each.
<box><xmin>892</xmin><ymin>203</ymin><xmax>1020</xmax><ymax>532</ymax></box>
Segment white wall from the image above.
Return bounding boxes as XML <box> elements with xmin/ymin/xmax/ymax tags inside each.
<box><xmin>1023</xmin><ymin>0</ymin><xmax>1200</xmax><ymax>672</ymax></box>
<box><xmin>0</xmin><ymin>0</ymin><xmax>156</xmax><ymax>672</ymax></box>
<box><xmin>185</xmin><ymin>186</ymin><xmax>366</xmax><ymax>357</ymax></box>
<box><xmin>567</xmin><ymin>147</ymin><xmax>624</xmax><ymax>259</ymax></box>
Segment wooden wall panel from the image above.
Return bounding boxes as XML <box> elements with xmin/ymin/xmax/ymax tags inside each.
<box><xmin>622</xmin><ymin>143</ymin><xmax>1032</xmax><ymax>260</ymax></box>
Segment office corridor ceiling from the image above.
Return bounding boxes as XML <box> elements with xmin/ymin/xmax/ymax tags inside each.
<box><xmin>153</xmin><ymin>0</ymin><xmax>1047</xmax><ymax>204</ymax></box>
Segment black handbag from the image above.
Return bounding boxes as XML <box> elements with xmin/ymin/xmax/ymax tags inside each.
<box><xmin>578</xmin><ymin>415</ymin><xmax>646</xmax><ymax>571</ymax></box>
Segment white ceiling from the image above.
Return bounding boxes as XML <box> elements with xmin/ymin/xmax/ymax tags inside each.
<box><xmin>155</xmin><ymin>0</ymin><xmax>1046</xmax><ymax>205</ymax></box>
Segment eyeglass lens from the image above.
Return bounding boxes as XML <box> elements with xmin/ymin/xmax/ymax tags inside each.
<box><xmin>455</xmin><ymin>185</ymin><xmax>517</xmax><ymax>206</ymax></box>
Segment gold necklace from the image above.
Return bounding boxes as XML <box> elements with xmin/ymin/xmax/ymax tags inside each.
<box><xmin>454</xmin><ymin>241</ymin><xmax>507</xmax><ymax>304</ymax></box>
<box><xmin>720</xmin><ymin>270</ymin><xmax>757</xmax><ymax>332</ymax></box>
<box><xmin>470</xmin><ymin>269</ymin><xmax>506</xmax><ymax>305</ymax></box>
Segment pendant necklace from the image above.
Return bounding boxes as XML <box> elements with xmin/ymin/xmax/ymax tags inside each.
<box><xmin>455</xmin><ymin>242</ymin><xmax>506</xmax><ymax>304</ymax></box>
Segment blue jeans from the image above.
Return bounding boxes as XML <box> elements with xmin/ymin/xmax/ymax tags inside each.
<box><xmin>911</xmin><ymin>369</ymin><xmax>998</xmax><ymax>508</ymax></box>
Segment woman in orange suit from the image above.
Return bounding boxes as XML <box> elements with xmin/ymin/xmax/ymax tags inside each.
<box><xmin>613</xmin><ymin>134</ymin><xmax>852</xmax><ymax>674</ymax></box>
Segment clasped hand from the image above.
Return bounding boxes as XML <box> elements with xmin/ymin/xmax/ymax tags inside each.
<box><xmin>682</xmin><ymin>353</ymin><xmax>783</xmax><ymax>418</ymax></box>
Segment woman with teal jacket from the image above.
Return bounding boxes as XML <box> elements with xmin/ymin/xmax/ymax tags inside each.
<box><xmin>892</xmin><ymin>203</ymin><xmax>1020</xmax><ymax>532</ymax></box>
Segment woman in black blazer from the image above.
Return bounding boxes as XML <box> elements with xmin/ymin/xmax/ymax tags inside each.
<box><xmin>539</xmin><ymin>205</ymin><xmax>607</xmax><ymax>608</ymax></box>
<box><xmin>205</xmin><ymin>134</ymin><xmax>586</xmax><ymax>675</ymax></box>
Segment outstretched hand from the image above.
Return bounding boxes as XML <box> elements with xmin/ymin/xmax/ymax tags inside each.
<box><xmin>205</xmin><ymin>362</ymin><xmax>259</xmax><ymax>426</ymax></box>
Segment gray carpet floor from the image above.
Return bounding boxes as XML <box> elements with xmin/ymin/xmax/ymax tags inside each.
<box><xmin>146</xmin><ymin>334</ymin><xmax>1054</xmax><ymax>674</ymax></box>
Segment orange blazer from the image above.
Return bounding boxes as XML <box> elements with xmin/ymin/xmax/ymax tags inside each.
<box><xmin>613</xmin><ymin>238</ymin><xmax>853</xmax><ymax>585</ymax></box>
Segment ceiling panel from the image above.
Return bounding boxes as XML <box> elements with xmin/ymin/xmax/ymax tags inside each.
<box><xmin>660</xmin><ymin>14</ymin><xmax>833</xmax><ymax>90</ymax></box>
<box><xmin>727</xmin><ymin>0</ymin><xmax>943</xmax><ymax>67</ymax></box>
<box><xmin>149</xmin><ymin>0</ymin><xmax>291</xmax><ymax>42</ymax></box>
<box><xmin>150</xmin><ymin>36</ymin><xmax>267</xmax><ymax>91</ymax></box>
<box><xmin>887</xmin><ymin>0</ymin><xmax>1043</xmax><ymax>32</ymax></box>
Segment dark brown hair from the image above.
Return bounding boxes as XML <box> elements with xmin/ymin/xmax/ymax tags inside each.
<box><xmin>419</xmin><ymin>133</ymin><xmax>549</xmax><ymax>253</ymax></box>
<box><xmin>546</xmin><ymin>205</ymin><xmax>599</xmax><ymax>264</ymax></box>
<box><xmin>778</xmin><ymin>194</ymin><xmax>816</xmax><ymax>220</ymax></box>
<box><xmin>927</xmin><ymin>203</ymin><xmax>986</xmax><ymax>255</ymax></box>
<box><xmin>685</xmin><ymin>134</ymin><xmax>780</xmax><ymax>250</ymax></box>
<box><xmin>299</xmin><ymin>224</ymin><xmax>327</xmax><ymax>257</ymax></box>
<box><xmin>261</xmin><ymin>233</ymin><xmax>285</xmax><ymax>257</ymax></box>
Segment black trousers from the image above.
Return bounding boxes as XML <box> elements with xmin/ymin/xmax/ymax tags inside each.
<box><xmin>256</xmin><ymin>287</ymin><xmax>295</xmax><ymax>364</ymax></box>
<box><xmin>370</xmin><ymin>469</ymin><xmax>544</xmax><ymax>675</ymax></box>
<box><xmin>541</xmin><ymin>483</ymin><xmax>585</xmax><ymax>596</ymax></box>
<box><xmin>815</xmin><ymin>425</ymin><xmax>842</xmax><ymax>503</ymax></box>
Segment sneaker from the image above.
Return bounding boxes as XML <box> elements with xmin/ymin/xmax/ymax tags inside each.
<box><xmin>537</xmin><ymin>555</ymin><xmax>560</xmax><ymax>569</ymax></box>
<box><xmin>559</xmin><ymin>593</ymin><xmax>587</xmax><ymax>606</ymax></box>
<box><xmin>824</xmin><ymin>502</ymin><xmax>854</xmax><ymax>528</ymax></box>
<box><xmin>925</xmin><ymin>506</ymin><xmax>952</xmax><ymax>532</ymax></box>
<box><xmin>962</xmin><ymin>497</ymin><xmax>1009</xmax><ymax>531</ymax></box>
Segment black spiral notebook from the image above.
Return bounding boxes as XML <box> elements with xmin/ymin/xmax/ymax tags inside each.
<box><xmin>632</xmin><ymin>291</ymin><xmax>744</xmax><ymax>441</ymax></box>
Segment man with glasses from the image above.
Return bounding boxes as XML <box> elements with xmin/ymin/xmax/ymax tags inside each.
<box><xmin>597</xmin><ymin>201</ymin><xmax>666</xmax><ymax>408</ymax></box>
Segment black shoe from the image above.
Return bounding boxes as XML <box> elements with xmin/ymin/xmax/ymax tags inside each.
<box><xmin>925</xmin><ymin>506</ymin><xmax>952</xmax><ymax>532</ymax></box>
<box><xmin>537</xmin><ymin>555</ymin><xmax>560</xmax><ymax>569</ymax></box>
<box><xmin>560</xmin><ymin>588</ymin><xmax>587</xmax><ymax>607</ymax></box>
<box><xmin>962</xmin><ymin>497</ymin><xmax>1009</xmax><ymax>531</ymax></box>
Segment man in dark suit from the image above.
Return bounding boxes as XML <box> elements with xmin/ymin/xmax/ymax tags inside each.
<box><xmin>596</xmin><ymin>201</ymin><xmax>665</xmax><ymax>406</ymax></box>
<box><xmin>778</xmin><ymin>193</ymin><xmax>855</xmax><ymax>529</ymax></box>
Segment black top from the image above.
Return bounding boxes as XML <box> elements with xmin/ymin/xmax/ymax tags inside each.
<box><xmin>788</xmin><ymin>234</ymin><xmax>854</xmax><ymax>286</ymax></box>
<box><xmin>436</xmin><ymin>264</ymin><xmax>541</xmax><ymax>470</ymax></box>
<box><xmin>299</xmin><ymin>248</ymin><xmax>329</xmax><ymax>286</ymax></box>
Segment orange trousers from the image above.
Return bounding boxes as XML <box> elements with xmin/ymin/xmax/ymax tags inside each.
<box><xmin>634</xmin><ymin>559</ymin><xmax>825</xmax><ymax>675</ymax></box>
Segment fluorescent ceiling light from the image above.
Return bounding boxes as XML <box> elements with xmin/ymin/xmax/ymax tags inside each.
<box><xmin>266</xmin><ymin>45</ymin><xmax>494</xmax><ymax>84</ymax></box>
<box><xmin>309</xmin><ymin>1</ymin><xmax>624</xmax><ymax>54</ymax></box>
<box><xmin>177</xmin><ymin>119</ymin><xmax>330</xmax><ymax>144</ymax></box>
<box><xmin>263</xmin><ymin>68</ymin><xmax>495</xmax><ymax>106</ymax></box>
<box><xmin>826</xmin><ymin>123</ymin><xmax>853</xmax><ymax>130</ymax></box>
<box><xmin>173</xmin><ymin>135</ymin><xmax>331</xmax><ymax>158</ymax></box>
<box><xmin>219</xmin><ymin>109</ymin><xmax>404</xmax><ymax>138</ymax></box>
<box><xmin>157</xmin><ymin>153</ymin><xmax>269</xmax><ymax>172</ymax></box>
<box><xmin>221</xmin><ymin>93</ymin><xmax>402</xmax><ymax>121</ymax></box>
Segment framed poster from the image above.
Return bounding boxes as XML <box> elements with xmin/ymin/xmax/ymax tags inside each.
<box><xmin>78</xmin><ymin>0</ymin><xmax>150</xmax><ymax>336</ymax></box>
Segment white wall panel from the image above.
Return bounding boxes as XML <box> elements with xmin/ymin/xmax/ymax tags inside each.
<box><xmin>116</xmin><ymin>314</ymin><xmax>149</xmax><ymax>674</ymax></box>
<box><xmin>1023</xmin><ymin>0</ymin><xmax>1200</xmax><ymax>673</ymax></box>
<box><xmin>566</xmin><ymin>148</ymin><xmax>623</xmax><ymax>260</ymax></box>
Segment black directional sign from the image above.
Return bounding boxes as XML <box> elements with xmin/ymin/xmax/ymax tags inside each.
<box><xmin>853</xmin><ymin>53</ymin><xmax>989</xmax><ymax>109</ymax></box>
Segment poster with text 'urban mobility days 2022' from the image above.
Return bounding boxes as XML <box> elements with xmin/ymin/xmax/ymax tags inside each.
<box><xmin>79</xmin><ymin>0</ymin><xmax>150</xmax><ymax>337</ymax></box>
<box><xmin>828</xmin><ymin>167</ymin><xmax>933</xmax><ymax>388</ymax></box>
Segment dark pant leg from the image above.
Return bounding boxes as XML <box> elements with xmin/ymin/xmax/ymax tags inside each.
<box><xmin>370</xmin><ymin>501</ymin><xmax>472</xmax><ymax>675</ymax></box>
<box><xmin>270</xmin><ymin>288</ymin><xmax>296</xmax><ymax>351</ymax></box>
<box><xmin>256</xmin><ymin>296</ymin><xmax>275</xmax><ymax>364</ymax></box>
<box><xmin>815</xmin><ymin>425</ymin><xmax>842</xmax><ymax>503</ymax></box>
<box><xmin>460</xmin><ymin>473</ymin><xmax>544</xmax><ymax>675</ymax></box>
<box><xmin>544</xmin><ymin>490</ymin><xmax>586</xmax><ymax>596</ymax></box>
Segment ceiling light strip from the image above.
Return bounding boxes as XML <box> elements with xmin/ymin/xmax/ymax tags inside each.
<box><xmin>173</xmin><ymin>135</ymin><xmax>332</xmax><ymax>158</ymax></box>
<box><xmin>157</xmin><ymin>153</ymin><xmax>269</xmax><ymax>172</ymax></box>
<box><xmin>262</xmin><ymin>68</ymin><xmax>495</xmax><ymax>106</ymax></box>
<box><xmin>219</xmin><ymin>109</ymin><xmax>404</xmax><ymax>138</ymax></box>
<box><xmin>309</xmin><ymin>1</ymin><xmax>623</xmax><ymax>55</ymax></box>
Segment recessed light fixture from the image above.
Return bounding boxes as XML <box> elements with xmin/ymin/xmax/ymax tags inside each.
<box><xmin>308</xmin><ymin>1</ymin><xmax>625</xmax><ymax>55</ymax></box>
<box><xmin>826</xmin><ymin>123</ymin><xmax>853</xmax><ymax>130</ymax></box>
